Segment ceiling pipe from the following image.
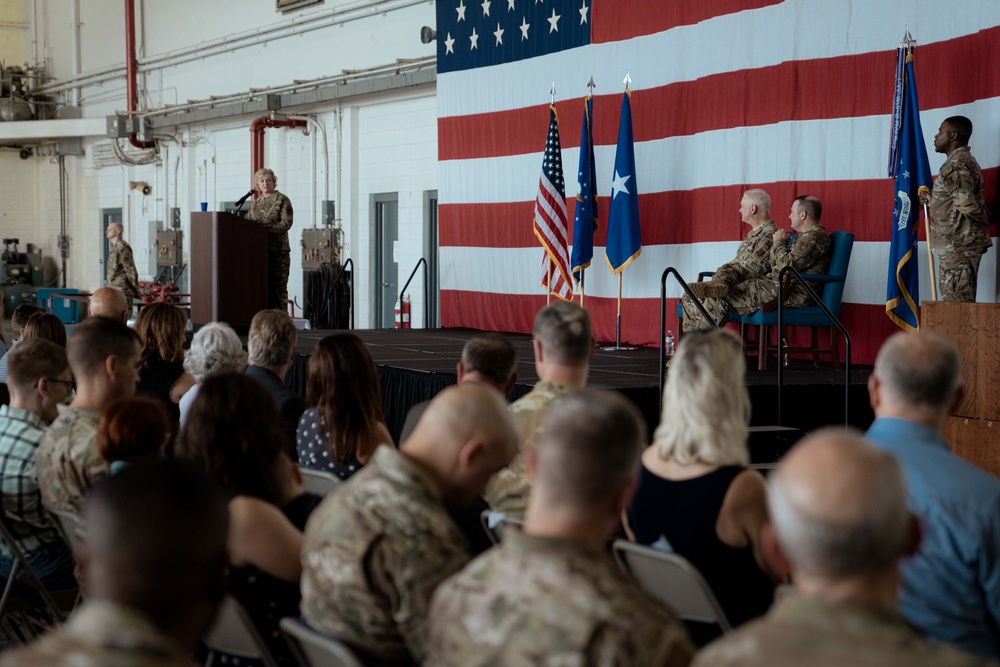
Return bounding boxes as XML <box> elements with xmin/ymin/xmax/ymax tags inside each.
<box><xmin>125</xmin><ymin>0</ymin><xmax>155</xmax><ymax>149</ymax></box>
<box><xmin>249</xmin><ymin>116</ymin><xmax>305</xmax><ymax>196</ymax></box>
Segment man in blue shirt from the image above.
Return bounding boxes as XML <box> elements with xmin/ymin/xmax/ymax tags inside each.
<box><xmin>866</xmin><ymin>331</ymin><xmax>1000</xmax><ymax>660</ymax></box>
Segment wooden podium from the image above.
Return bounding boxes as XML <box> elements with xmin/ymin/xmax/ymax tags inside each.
<box><xmin>921</xmin><ymin>301</ymin><xmax>1000</xmax><ymax>478</ymax></box>
<box><xmin>190</xmin><ymin>211</ymin><xmax>268</xmax><ymax>327</ymax></box>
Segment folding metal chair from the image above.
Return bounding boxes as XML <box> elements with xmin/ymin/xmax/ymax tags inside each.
<box><xmin>204</xmin><ymin>595</ymin><xmax>279</xmax><ymax>667</ymax></box>
<box><xmin>279</xmin><ymin>616</ymin><xmax>365</xmax><ymax>667</ymax></box>
<box><xmin>300</xmin><ymin>468</ymin><xmax>341</xmax><ymax>497</ymax></box>
<box><xmin>612</xmin><ymin>540</ymin><xmax>731</xmax><ymax>633</ymax></box>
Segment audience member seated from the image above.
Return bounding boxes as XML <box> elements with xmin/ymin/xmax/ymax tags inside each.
<box><xmin>400</xmin><ymin>332</ymin><xmax>518</xmax><ymax>556</ymax></box>
<box><xmin>399</xmin><ymin>332</ymin><xmax>518</xmax><ymax>442</ymax></box>
<box><xmin>97</xmin><ymin>396</ymin><xmax>171</xmax><ymax>475</ymax></box>
<box><xmin>866</xmin><ymin>331</ymin><xmax>1000</xmax><ymax>659</ymax></box>
<box><xmin>297</xmin><ymin>333</ymin><xmax>392</xmax><ymax>479</ymax></box>
<box><xmin>0</xmin><ymin>299</ymin><xmax>6</xmax><ymax>357</ymax></box>
<box><xmin>0</xmin><ymin>340</ymin><xmax>76</xmax><ymax>589</ymax></box>
<box><xmin>23</xmin><ymin>311</ymin><xmax>68</xmax><ymax>347</ymax></box>
<box><xmin>693</xmin><ymin>429</ymin><xmax>985</xmax><ymax>667</ymax></box>
<box><xmin>176</xmin><ymin>373</ymin><xmax>320</xmax><ymax>667</ymax></box>
<box><xmin>626</xmin><ymin>330</ymin><xmax>777</xmax><ymax>639</ymax></box>
<box><xmin>485</xmin><ymin>302</ymin><xmax>593</xmax><ymax>520</ymax></box>
<box><xmin>134</xmin><ymin>302</ymin><xmax>195</xmax><ymax>426</ymax></box>
<box><xmin>428</xmin><ymin>389</ymin><xmax>695</xmax><ymax>667</ymax></box>
<box><xmin>245</xmin><ymin>309</ymin><xmax>304</xmax><ymax>460</ymax></box>
<box><xmin>1</xmin><ymin>460</ymin><xmax>229</xmax><ymax>667</ymax></box>
<box><xmin>37</xmin><ymin>317</ymin><xmax>141</xmax><ymax>514</ymax></box>
<box><xmin>87</xmin><ymin>286</ymin><xmax>129</xmax><ymax>323</ymax></box>
<box><xmin>0</xmin><ymin>303</ymin><xmax>43</xmax><ymax>383</ymax></box>
<box><xmin>178</xmin><ymin>322</ymin><xmax>247</xmax><ymax>425</ymax></box>
<box><xmin>301</xmin><ymin>383</ymin><xmax>518</xmax><ymax>665</ymax></box>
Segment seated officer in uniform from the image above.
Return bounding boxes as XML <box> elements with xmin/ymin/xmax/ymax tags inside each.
<box><xmin>427</xmin><ymin>389</ymin><xmax>695</xmax><ymax>667</ymax></box>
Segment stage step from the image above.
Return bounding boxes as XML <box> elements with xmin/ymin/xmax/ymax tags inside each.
<box><xmin>748</xmin><ymin>425</ymin><xmax>801</xmax><ymax>472</ymax></box>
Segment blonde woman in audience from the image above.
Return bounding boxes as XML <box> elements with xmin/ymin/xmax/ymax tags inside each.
<box><xmin>625</xmin><ymin>329</ymin><xmax>778</xmax><ymax>644</ymax></box>
<box><xmin>133</xmin><ymin>303</ymin><xmax>194</xmax><ymax>425</ymax></box>
<box><xmin>176</xmin><ymin>373</ymin><xmax>319</xmax><ymax>667</ymax></box>
<box><xmin>178</xmin><ymin>322</ymin><xmax>247</xmax><ymax>424</ymax></box>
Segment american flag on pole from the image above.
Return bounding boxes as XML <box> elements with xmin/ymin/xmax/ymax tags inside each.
<box><xmin>435</xmin><ymin>1</ymin><xmax>1000</xmax><ymax>363</ymax></box>
<box><xmin>535</xmin><ymin>104</ymin><xmax>573</xmax><ymax>300</ymax></box>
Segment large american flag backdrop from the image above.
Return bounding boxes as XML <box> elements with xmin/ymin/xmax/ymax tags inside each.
<box><xmin>435</xmin><ymin>1</ymin><xmax>1000</xmax><ymax>364</ymax></box>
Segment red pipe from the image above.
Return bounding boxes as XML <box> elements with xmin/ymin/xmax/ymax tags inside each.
<box><xmin>124</xmin><ymin>0</ymin><xmax>155</xmax><ymax>149</ymax></box>
<box><xmin>249</xmin><ymin>117</ymin><xmax>305</xmax><ymax>197</ymax></box>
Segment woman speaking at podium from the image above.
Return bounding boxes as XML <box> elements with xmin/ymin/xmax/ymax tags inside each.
<box><xmin>246</xmin><ymin>167</ymin><xmax>293</xmax><ymax>311</ymax></box>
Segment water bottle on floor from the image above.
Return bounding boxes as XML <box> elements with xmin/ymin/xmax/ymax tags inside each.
<box><xmin>665</xmin><ymin>330</ymin><xmax>675</xmax><ymax>357</ymax></box>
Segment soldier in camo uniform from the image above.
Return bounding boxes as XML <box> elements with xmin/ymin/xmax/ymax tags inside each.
<box><xmin>682</xmin><ymin>188</ymin><xmax>777</xmax><ymax>313</ymax></box>
<box><xmin>246</xmin><ymin>167</ymin><xmax>294</xmax><ymax>311</ymax></box>
<box><xmin>693</xmin><ymin>428</ymin><xmax>987</xmax><ymax>667</ymax></box>
<box><xmin>105</xmin><ymin>221</ymin><xmax>138</xmax><ymax>316</ymax></box>
<box><xmin>920</xmin><ymin>116</ymin><xmax>992</xmax><ymax>303</ymax></box>
<box><xmin>484</xmin><ymin>301</ymin><xmax>593</xmax><ymax>521</ymax></box>
<box><xmin>300</xmin><ymin>383</ymin><xmax>518</xmax><ymax>665</ymax></box>
<box><xmin>427</xmin><ymin>389</ymin><xmax>695</xmax><ymax>667</ymax></box>
<box><xmin>683</xmin><ymin>195</ymin><xmax>831</xmax><ymax>332</ymax></box>
<box><xmin>37</xmin><ymin>318</ymin><xmax>141</xmax><ymax>514</ymax></box>
<box><xmin>2</xmin><ymin>461</ymin><xmax>229</xmax><ymax>667</ymax></box>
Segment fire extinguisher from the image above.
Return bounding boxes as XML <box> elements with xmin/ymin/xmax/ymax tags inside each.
<box><xmin>401</xmin><ymin>294</ymin><xmax>411</xmax><ymax>329</ymax></box>
<box><xmin>394</xmin><ymin>297</ymin><xmax>402</xmax><ymax>329</ymax></box>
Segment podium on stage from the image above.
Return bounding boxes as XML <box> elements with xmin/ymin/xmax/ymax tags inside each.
<box><xmin>190</xmin><ymin>211</ymin><xmax>268</xmax><ymax>327</ymax></box>
<box><xmin>922</xmin><ymin>301</ymin><xmax>1000</xmax><ymax>478</ymax></box>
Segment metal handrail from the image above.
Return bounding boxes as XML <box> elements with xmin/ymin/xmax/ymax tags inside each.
<box><xmin>330</xmin><ymin>258</ymin><xmax>354</xmax><ymax>330</ymax></box>
<box><xmin>399</xmin><ymin>257</ymin><xmax>428</xmax><ymax>329</ymax></box>
<box><xmin>659</xmin><ymin>267</ymin><xmax>724</xmax><ymax>405</ymax></box>
<box><xmin>776</xmin><ymin>266</ymin><xmax>852</xmax><ymax>426</ymax></box>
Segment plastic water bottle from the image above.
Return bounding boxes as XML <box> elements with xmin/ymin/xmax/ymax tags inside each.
<box><xmin>664</xmin><ymin>330</ymin><xmax>675</xmax><ymax>356</ymax></box>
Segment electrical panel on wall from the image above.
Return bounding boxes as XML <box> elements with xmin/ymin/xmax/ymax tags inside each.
<box><xmin>301</xmin><ymin>227</ymin><xmax>342</xmax><ymax>271</ymax></box>
<box><xmin>155</xmin><ymin>229</ymin><xmax>183</xmax><ymax>268</ymax></box>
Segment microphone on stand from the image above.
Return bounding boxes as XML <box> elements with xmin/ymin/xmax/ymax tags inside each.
<box><xmin>234</xmin><ymin>189</ymin><xmax>255</xmax><ymax>217</ymax></box>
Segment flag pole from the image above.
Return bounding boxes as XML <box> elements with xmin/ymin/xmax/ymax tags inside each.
<box><xmin>580</xmin><ymin>272</ymin><xmax>585</xmax><ymax>308</ymax></box>
<box><xmin>546</xmin><ymin>260</ymin><xmax>552</xmax><ymax>305</ymax></box>
<box><xmin>616</xmin><ymin>273</ymin><xmax>623</xmax><ymax>347</ymax></box>
<box><xmin>923</xmin><ymin>202</ymin><xmax>938</xmax><ymax>301</ymax></box>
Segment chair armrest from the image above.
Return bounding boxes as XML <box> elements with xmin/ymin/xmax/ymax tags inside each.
<box><xmin>798</xmin><ymin>274</ymin><xmax>846</xmax><ymax>283</ymax></box>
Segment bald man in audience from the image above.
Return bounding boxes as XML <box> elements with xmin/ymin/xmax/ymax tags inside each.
<box><xmin>866</xmin><ymin>331</ymin><xmax>1000</xmax><ymax>659</ymax></box>
<box><xmin>427</xmin><ymin>389</ymin><xmax>695</xmax><ymax>667</ymax></box>
<box><xmin>485</xmin><ymin>301</ymin><xmax>593</xmax><ymax>520</ymax></box>
<box><xmin>88</xmin><ymin>286</ymin><xmax>130</xmax><ymax>323</ymax></box>
<box><xmin>37</xmin><ymin>317</ymin><xmax>142</xmax><ymax>514</ymax></box>
<box><xmin>2</xmin><ymin>460</ymin><xmax>229</xmax><ymax>666</ymax></box>
<box><xmin>301</xmin><ymin>383</ymin><xmax>519</xmax><ymax>665</ymax></box>
<box><xmin>694</xmin><ymin>430</ymin><xmax>985</xmax><ymax>666</ymax></box>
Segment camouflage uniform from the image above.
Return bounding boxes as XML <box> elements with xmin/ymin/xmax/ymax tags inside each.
<box><xmin>484</xmin><ymin>381</ymin><xmax>575</xmax><ymax>521</ymax></box>
<box><xmin>106</xmin><ymin>239</ymin><xmax>139</xmax><ymax>311</ymax></box>
<box><xmin>247</xmin><ymin>191</ymin><xmax>293</xmax><ymax>310</ymax></box>
<box><xmin>0</xmin><ymin>599</ymin><xmax>192</xmax><ymax>667</ymax></box>
<box><xmin>929</xmin><ymin>146</ymin><xmax>992</xmax><ymax>302</ymax></box>
<box><xmin>683</xmin><ymin>225</ymin><xmax>832</xmax><ymax>332</ymax></box>
<box><xmin>692</xmin><ymin>594</ymin><xmax>990</xmax><ymax>667</ymax></box>
<box><xmin>300</xmin><ymin>444</ymin><xmax>469</xmax><ymax>665</ymax></box>
<box><xmin>36</xmin><ymin>405</ymin><xmax>108</xmax><ymax>514</ymax></box>
<box><xmin>426</xmin><ymin>530</ymin><xmax>695</xmax><ymax>667</ymax></box>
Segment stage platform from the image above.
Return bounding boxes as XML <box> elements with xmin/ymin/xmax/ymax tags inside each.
<box><xmin>288</xmin><ymin>328</ymin><xmax>875</xmax><ymax>463</ymax></box>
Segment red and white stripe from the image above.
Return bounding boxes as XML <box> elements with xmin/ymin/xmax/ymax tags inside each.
<box><xmin>437</xmin><ymin>1</ymin><xmax>1000</xmax><ymax>363</ymax></box>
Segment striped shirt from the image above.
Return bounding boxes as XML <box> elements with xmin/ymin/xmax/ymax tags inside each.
<box><xmin>0</xmin><ymin>405</ymin><xmax>64</xmax><ymax>556</ymax></box>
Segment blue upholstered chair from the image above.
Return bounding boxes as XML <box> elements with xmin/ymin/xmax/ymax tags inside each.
<box><xmin>741</xmin><ymin>230</ymin><xmax>855</xmax><ymax>370</ymax></box>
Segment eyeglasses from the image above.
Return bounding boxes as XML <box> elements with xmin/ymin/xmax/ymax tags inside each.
<box><xmin>37</xmin><ymin>378</ymin><xmax>75</xmax><ymax>393</ymax></box>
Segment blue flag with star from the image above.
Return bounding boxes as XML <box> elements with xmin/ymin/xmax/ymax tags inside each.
<box><xmin>606</xmin><ymin>89</ymin><xmax>641</xmax><ymax>274</ymax></box>
<box><xmin>571</xmin><ymin>94</ymin><xmax>598</xmax><ymax>282</ymax></box>
<box><xmin>886</xmin><ymin>47</ymin><xmax>932</xmax><ymax>331</ymax></box>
